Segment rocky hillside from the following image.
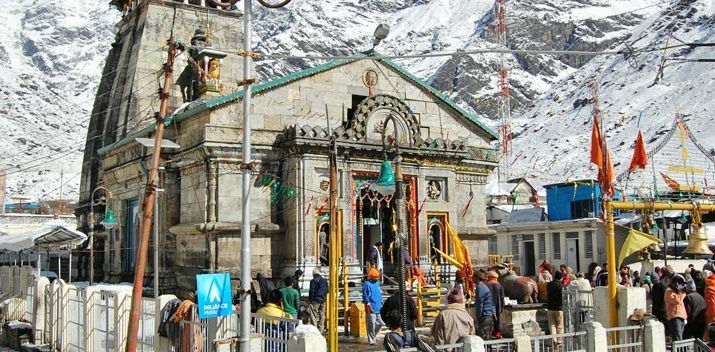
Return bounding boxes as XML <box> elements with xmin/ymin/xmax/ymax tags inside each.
<box><xmin>2</xmin><ymin>0</ymin><xmax>712</xmax><ymax>202</ymax></box>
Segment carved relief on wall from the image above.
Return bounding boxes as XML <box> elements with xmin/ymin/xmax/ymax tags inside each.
<box><xmin>363</xmin><ymin>69</ymin><xmax>378</xmax><ymax>89</ymax></box>
<box><xmin>350</xmin><ymin>95</ymin><xmax>422</xmax><ymax>146</ymax></box>
<box><xmin>426</xmin><ymin>179</ymin><xmax>442</xmax><ymax>200</ymax></box>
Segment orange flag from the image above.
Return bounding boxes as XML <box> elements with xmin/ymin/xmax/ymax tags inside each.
<box><xmin>660</xmin><ymin>172</ymin><xmax>681</xmax><ymax>191</ymax></box>
<box><xmin>590</xmin><ymin>116</ymin><xmax>603</xmax><ymax>168</ymax></box>
<box><xmin>599</xmin><ymin>146</ymin><xmax>616</xmax><ymax>197</ymax></box>
<box><xmin>445</xmin><ymin>221</ymin><xmax>474</xmax><ymax>296</ymax></box>
<box><xmin>591</xmin><ymin>116</ymin><xmax>615</xmax><ymax>197</ymax></box>
<box><xmin>628</xmin><ymin>130</ymin><xmax>648</xmax><ymax>173</ymax></box>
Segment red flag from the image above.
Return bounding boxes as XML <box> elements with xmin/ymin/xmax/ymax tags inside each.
<box><xmin>705</xmin><ymin>178</ymin><xmax>711</xmax><ymax>196</ymax></box>
<box><xmin>304</xmin><ymin>195</ymin><xmax>314</xmax><ymax>216</ymax></box>
<box><xmin>628</xmin><ymin>130</ymin><xmax>648</xmax><ymax>173</ymax></box>
<box><xmin>590</xmin><ymin>116</ymin><xmax>603</xmax><ymax>169</ymax></box>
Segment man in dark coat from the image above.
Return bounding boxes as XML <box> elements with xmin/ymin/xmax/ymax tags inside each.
<box><xmin>381</xmin><ymin>289</ymin><xmax>419</xmax><ymax>331</ymax></box>
<box><xmin>308</xmin><ymin>268</ymin><xmax>328</xmax><ymax>332</ymax></box>
<box><xmin>547</xmin><ymin>271</ymin><xmax>565</xmax><ymax>349</ymax></box>
<box><xmin>473</xmin><ymin>271</ymin><xmax>496</xmax><ymax>340</ymax></box>
<box><xmin>650</xmin><ymin>273</ymin><xmax>668</xmax><ymax>323</ymax></box>
<box><xmin>684</xmin><ymin>279</ymin><xmax>707</xmax><ymax>339</ymax></box>
<box><xmin>485</xmin><ymin>270</ymin><xmax>505</xmax><ymax>338</ymax></box>
<box><xmin>692</xmin><ymin>270</ymin><xmax>706</xmax><ymax>297</ymax></box>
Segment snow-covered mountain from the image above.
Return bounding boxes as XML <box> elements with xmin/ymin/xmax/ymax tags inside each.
<box><xmin>2</xmin><ymin>0</ymin><xmax>713</xmax><ymax>203</ymax></box>
<box><xmin>0</xmin><ymin>0</ymin><xmax>118</xmax><ymax>203</ymax></box>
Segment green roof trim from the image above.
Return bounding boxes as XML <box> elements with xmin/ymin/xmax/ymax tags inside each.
<box><xmin>99</xmin><ymin>50</ymin><xmax>498</xmax><ymax>154</ymax></box>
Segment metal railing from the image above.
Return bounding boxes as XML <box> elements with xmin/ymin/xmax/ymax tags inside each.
<box><xmin>94</xmin><ymin>290</ymin><xmax>116</xmax><ymax>352</ymax></box>
<box><xmin>563</xmin><ymin>287</ymin><xmax>594</xmax><ymax>333</ymax></box>
<box><xmin>484</xmin><ymin>337</ymin><xmax>517</xmax><ymax>351</ymax></box>
<box><xmin>64</xmin><ymin>285</ymin><xmax>85</xmax><ymax>351</ymax></box>
<box><xmin>605</xmin><ymin>325</ymin><xmax>644</xmax><ymax>352</ymax></box>
<box><xmin>252</xmin><ymin>313</ymin><xmax>300</xmax><ymax>352</ymax></box>
<box><xmin>138</xmin><ymin>298</ymin><xmax>156</xmax><ymax>351</ymax></box>
<box><xmin>670</xmin><ymin>338</ymin><xmax>712</xmax><ymax>352</ymax></box>
<box><xmin>531</xmin><ymin>331</ymin><xmax>588</xmax><ymax>352</ymax></box>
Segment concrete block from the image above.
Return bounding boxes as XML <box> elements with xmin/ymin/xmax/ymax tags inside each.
<box><xmin>644</xmin><ymin>319</ymin><xmax>667</xmax><ymax>352</ymax></box>
<box><xmin>286</xmin><ymin>331</ymin><xmax>327</xmax><ymax>352</ymax></box>
<box><xmin>459</xmin><ymin>335</ymin><xmax>485</xmax><ymax>352</ymax></box>
<box><xmin>617</xmin><ymin>286</ymin><xmax>647</xmax><ymax>327</ymax></box>
<box><xmin>584</xmin><ymin>321</ymin><xmax>607</xmax><ymax>352</ymax></box>
<box><xmin>593</xmin><ymin>287</ymin><xmax>610</xmax><ymax>327</ymax></box>
<box><xmin>514</xmin><ymin>334</ymin><xmax>532</xmax><ymax>352</ymax></box>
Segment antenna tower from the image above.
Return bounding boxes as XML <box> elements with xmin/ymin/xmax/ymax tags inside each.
<box><xmin>495</xmin><ymin>0</ymin><xmax>512</xmax><ymax>181</ymax></box>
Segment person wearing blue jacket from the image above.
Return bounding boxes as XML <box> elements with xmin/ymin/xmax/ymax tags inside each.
<box><xmin>363</xmin><ymin>268</ymin><xmax>384</xmax><ymax>345</ymax></box>
<box><xmin>308</xmin><ymin>267</ymin><xmax>328</xmax><ymax>332</ymax></box>
<box><xmin>473</xmin><ymin>270</ymin><xmax>496</xmax><ymax>340</ymax></box>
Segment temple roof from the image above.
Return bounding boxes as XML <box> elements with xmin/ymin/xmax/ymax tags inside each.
<box><xmin>99</xmin><ymin>51</ymin><xmax>497</xmax><ymax>155</ymax></box>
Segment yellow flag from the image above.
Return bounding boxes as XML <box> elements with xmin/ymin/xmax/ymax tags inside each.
<box><xmin>445</xmin><ymin>221</ymin><xmax>472</xmax><ymax>269</ymax></box>
<box><xmin>618</xmin><ymin>229</ymin><xmax>663</xmax><ymax>266</ymax></box>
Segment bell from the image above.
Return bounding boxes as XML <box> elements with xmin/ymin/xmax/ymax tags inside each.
<box><xmin>370</xmin><ymin>160</ymin><xmax>396</xmax><ymax>195</ymax></box>
<box><xmin>682</xmin><ymin>224</ymin><xmax>713</xmax><ymax>256</ymax></box>
<box><xmin>101</xmin><ymin>209</ymin><xmax>118</xmax><ymax>229</ymax></box>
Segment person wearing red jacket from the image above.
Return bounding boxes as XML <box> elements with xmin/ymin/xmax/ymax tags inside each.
<box><xmin>703</xmin><ymin>274</ymin><xmax>715</xmax><ymax>341</ymax></box>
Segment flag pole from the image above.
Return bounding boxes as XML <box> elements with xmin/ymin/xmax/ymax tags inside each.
<box><xmin>592</xmin><ymin>80</ymin><xmax>618</xmax><ymax>329</ymax></box>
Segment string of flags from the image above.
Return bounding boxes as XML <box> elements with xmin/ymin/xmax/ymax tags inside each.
<box><xmin>257</xmin><ymin>173</ymin><xmax>297</xmax><ymax>203</ymax></box>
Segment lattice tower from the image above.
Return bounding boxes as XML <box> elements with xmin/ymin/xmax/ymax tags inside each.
<box><xmin>495</xmin><ymin>0</ymin><xmax>512</xmax><ymax>180</ymax></box>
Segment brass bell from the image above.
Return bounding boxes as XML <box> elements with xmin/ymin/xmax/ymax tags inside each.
<box><xmin>683</xmin><ymin>224</ymin><xmax>713</xmax><ymax>256</ymax></box>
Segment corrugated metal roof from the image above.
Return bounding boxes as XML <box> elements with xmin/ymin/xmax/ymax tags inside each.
<box><xmin>99</xmin><ymin>50</ymin><xmax>498</xmax><ymax>155</ymax></box>
<box><xmin>0</xmin><ymin>219</ymin><xmax>87</xmax><ymax>251</ymax></box>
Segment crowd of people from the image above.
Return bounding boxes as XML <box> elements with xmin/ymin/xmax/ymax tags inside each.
<box><xmin>249</xmin><ymin>256</ymin><xmax>715</xmax><ymax>350</ymax></box>
<box><xmin>540</xmin><ymin>258</ymin><xmax>715</xmax><ymax>346</ymax></box>
<box><xmin>638</xmin><ymin>261</ymin><xmax>715</xmax><ymax>344</ymax></box>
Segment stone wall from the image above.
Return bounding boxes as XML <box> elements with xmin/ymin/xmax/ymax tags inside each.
<box><xmin>99</xmin><ymin>50</ymin><xmax>499</xmax><ymax>293</ymax></box>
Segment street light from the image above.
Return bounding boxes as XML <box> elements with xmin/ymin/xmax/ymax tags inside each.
<box><xmin>370</xmin><ymin>114</ymin><xmax>408</xmax><ymax>331</ymax></box>
<box><xmin>89</xmin><ymin>186</ymin><xmax>117</xmax><ymax>285</ymax></box>
<box><xmin>372</xmin><ymin>24</ymin><xmax>390</xmax><ymax>48</ymax></box>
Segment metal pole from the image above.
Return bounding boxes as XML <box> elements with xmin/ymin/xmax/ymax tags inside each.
<box><xmin>89</xmin><ymin>198</ymin><xmax>95</xmax><ymax>285</ymax></box>
<box><xmin>327</xmin><ymin>136</ymin><xmax>338</xmax><ymax>351</ymax></box>
<box><xmin>239</xmin><ymin>0</ymin><xmax>254</xmax><ymax>350</ymax></box>
<box><xmin>384</xmin><ymin>115</ymin><xmax>407</xmax><ymax>331</ymax></box>
<box><xmin>663</xmin><ymin>221</ymin><xmax>668</xmax><ymax>267</ymax></box>
<box><xmin>125</xmin><ymin>36</ymin><xmax>176</xmax><ymax>352</ymax></box>
<box><xmin>154</xmin><ymin>185</ymin><xmax>160</xmax><ymax>298</ymax></box>
<box><xmin>604</xmin><ymin>201</ymin><xmax>618</xmax><ymax>328</ymax></box>
<box><xmin>393</xmin><ymin>140</ymin><xmax>407</xmax><ymax>332</ymax></box>
<box><xmin>89</xmin><ymin>185</ymin><xmax>111</xmax><ymax>285</ymax></box>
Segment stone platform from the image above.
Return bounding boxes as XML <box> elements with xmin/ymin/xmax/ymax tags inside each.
<box><xmin>501</xmin><ymin>303</ymin><xmax>548</xmax><ymax>338</ymax></box>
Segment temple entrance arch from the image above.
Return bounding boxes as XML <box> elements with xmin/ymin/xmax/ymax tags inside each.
<box><xmin>426</xmin><ymin>213</ymin><xmax>449</xmax><ymax>264</ymax></box>
<box><xmin>353</xmin><ymin>172</ymin><xmax>417</xmax><ymax>277</ymax></box>
<box><xmin>350</xmin><ymin>94</ymin><xmax>422</xmax><ymax>147</ymax></box>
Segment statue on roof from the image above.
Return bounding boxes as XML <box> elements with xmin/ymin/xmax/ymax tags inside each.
<box><xmin>177</xmin><ymin>29</ymin><xmax>208</xmax><ymax>102</ymax></box>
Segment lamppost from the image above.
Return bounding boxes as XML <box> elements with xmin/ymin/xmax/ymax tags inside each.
<box><xmin>88</xmin><ymin>186</ymin><xmax>117</xmax><ymax>285</ymax></box>
<box><xmin>370</xmin><ymin>114</ymin><xmax>408</xmax><ymax>330</ymax></box>
<box><xmin>204</xmin><ymin>1</ymin><xmax>292</xmax><ymax>351</ymax></box>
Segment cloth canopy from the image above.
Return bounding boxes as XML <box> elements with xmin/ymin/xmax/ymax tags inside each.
<box><xmin>0</xmin><ymin>219</ymin><xmax>87</xmax><ymax>252</ymax></box>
